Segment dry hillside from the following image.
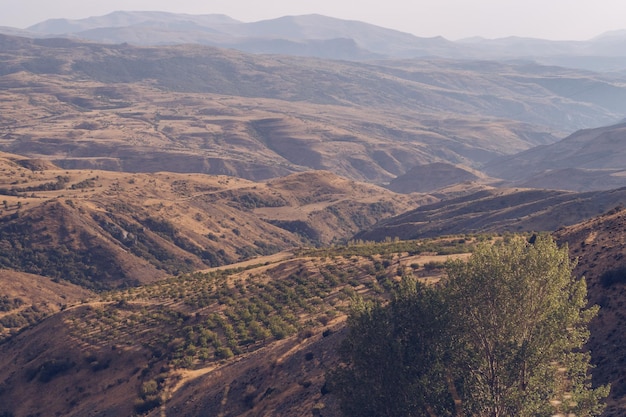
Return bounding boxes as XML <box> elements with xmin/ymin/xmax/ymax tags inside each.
<box><xmin>356</xmin><ymin>186</ymin><xmax>626</xmax><ymax>241</ymax></box>
<box><xmin>554</xmin><ymin>207</ymin><xmax>626</xmax><ymax>417</ymax></box>
<box><xmin>0</xmin><ymin>270</ymin><xmax>94</xmax><ymax>341</ymax></box>
<box><xmin>485</xmin><ymin>122</ymin><xmax>626</xmax><ymax>191</ymax></box>
<box><xmin>0</xmin><ymin>152</ymin><xmax>424</xmax><ymax>290</ymax></box>
<box><xmin>386</xmin><ymin>161</ymin><xmax>491</xmax><ymax>193</ymax></box>
<box><xmin>2</xmin><ymin>27</ymin><xmax>626</xmax><ymax>417</ymax></box>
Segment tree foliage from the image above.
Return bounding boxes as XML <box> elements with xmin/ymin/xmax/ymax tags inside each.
<box><xmin>329</xmin><ymin>235</ymin><xmax>608</xmax><ymax>417</ymax></box>
<box><xmin>328</xmin><ymin>281</ymin><xmax>454</xmax><ymax>417</ymax></box>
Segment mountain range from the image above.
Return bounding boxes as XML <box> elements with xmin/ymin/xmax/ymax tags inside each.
<box><xmin>2</xmin><ymin>11</ymin><xmax>626</xmax><ymax>72</ymax></box>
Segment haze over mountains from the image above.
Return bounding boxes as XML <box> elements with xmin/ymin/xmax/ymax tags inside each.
<box><xmin>3</xmin><ymin>11</ymin><xmax>626</xmax><ymax>72</ymax></box>
<box><xmin>2</xmin><ymin>30</ymin><xmax>626</xmax><ymax>192</ymax></box>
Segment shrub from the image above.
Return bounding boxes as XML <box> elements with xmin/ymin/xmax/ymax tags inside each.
<box><xmin>600</xmin><ymin>266</ymin><xmax>626</xmax><ymax>288</ymax></box>
<box><xmin>37</xmin><ymin>358</ymin><xmax>75</xmax><ymax>383</ymax></box>
<box><xmin>134</xmin><ymin>397</ymin><xmax>162</xmax><ymax>414</ymax></box>
<box><xmin>215</xmin><ymin>347</ymin><xmax>234</xmax><ymax>359</ymax></box>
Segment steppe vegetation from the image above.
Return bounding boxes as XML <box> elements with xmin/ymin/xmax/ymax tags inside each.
<box><xmin>94</xmin><ymin>236</ymin><xmax>477</xmax><ymax>369</ymax></box>
<box><xmin>2</xmin><ymin>232</ymin><xmax>610</xmax><ymax>417</ymax></box>
<box><xmin>0</xmin><ymin>153</ymin><xmax>422</xmax><ymax>291</ymax></box>
<box><xmin>0</xmin><ymin>268</ymin><xmax>92</xmax><ymax>340</ymax></box>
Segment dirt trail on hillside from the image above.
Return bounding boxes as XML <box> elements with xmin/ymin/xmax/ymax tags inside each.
<box><xmin>199</xmin><ymin>251</ymin><xmax>294</xmax><ymax>273</ymax></box>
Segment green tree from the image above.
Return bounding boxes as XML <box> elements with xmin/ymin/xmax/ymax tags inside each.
<box><xmin>329</xmin><ymin>235</ymin><xmax>608</xmax><ymax>417</ymax></box>
<box><xmin>445</xmin><ymin>235</ymin><xmax>608</xmax><ymax>417</ymax></box>
<box><xmin>328</xmin><ymin>278</ymin><xmax>455</xmax><ymax>417</ymax></box>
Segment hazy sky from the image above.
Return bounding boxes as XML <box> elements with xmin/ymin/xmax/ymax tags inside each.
<box><xmin>2</xmin><ymin>0</ymin><xmax>626</xmax><ymax>40</ymax></box>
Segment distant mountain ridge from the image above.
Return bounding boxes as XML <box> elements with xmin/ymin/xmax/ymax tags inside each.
<box><xmin>1</xmin><ymin>11</ymin><xmax>624</xmax><ymax>71</ymax></box>
<box><xmin>26</xmin><ymin>11</ymin><xmax>241</xmax><ymax>34</ymax></box>
<box><xmin>21</xmin><ymin>11</ymin><xmax>455</xmax><ymax>60</ymax></box>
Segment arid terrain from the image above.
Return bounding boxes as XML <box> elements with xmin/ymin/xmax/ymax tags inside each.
<box><xmin>485</xmin><ymin>122</ymin><xmax>626</xmax><ymax>191</ymax></box>
<box><xmin>2</xmin><ymin>33</ymin><xmax>626</xmax><ymax>189</ymax></box>
<box><xmin>356</xmin><ymin>186</ymin><xmax>626</xmax><ymax>241</ymax></box>
<box><xmin>1</xmin><ymin>21</ymin><xmax>626</xmax><ymax>417</ymax></box>
<box><xmin>0</xmin><ymin>234</ymin><xmax>470</xmax><ymax>417</ymax></box>
<box><xmin>0</xmin><ymin>152</ymin><xmax>427</xmax><ymax>289</ymax></box>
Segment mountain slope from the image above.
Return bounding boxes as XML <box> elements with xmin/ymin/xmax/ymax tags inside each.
<box><xmin>386</xmin><ymin>162</ymin><xmax>489</xmax><ymax>193</ymax></box>
<box><xmin>3</xmin><ymin>34</ymin><xmax>626</xmax><ymax>186</ymax></box>
<box><xmin>485</xmin><ymin>122</ymin><xmax>626</xmax><ymax>191</ymax></box>
<box><xmin>0</xmin><ymin>270</ymin><xmax>93</xmax><ymax>341</ymax></box>
<box><xmin>355</xmin><ymin>186</ymin><xmax>626</xmax><ymax>241</ymax></box>
<box><xmin>0</xmin><ymin>237</ymin><xmax>471</xmax><ymax>417</ymax></box>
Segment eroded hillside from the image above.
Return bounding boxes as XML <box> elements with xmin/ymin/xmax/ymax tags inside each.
<box><xmin>3</xmin><ymin>34</ymin><xmax>626</xmax><ymax>185</ymax></box>
<box><xmin>485</xmin><ymin>122</ymin><xmax>626</xmax><ymax>191</ymax></box>
<box><xmin>356</xmin><ymin>187</ymin><xmax>626</xmax><ymax>241</ymax></box>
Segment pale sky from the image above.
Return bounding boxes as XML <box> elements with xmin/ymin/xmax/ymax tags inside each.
<box><xmin>1</xmin><ymin>0</ymin><xmax>625</xmax><ymax>41</ymax></box>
